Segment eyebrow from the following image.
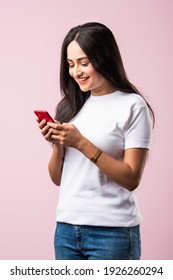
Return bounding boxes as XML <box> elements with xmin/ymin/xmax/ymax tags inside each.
<box><xmin>67</xmin><ymin>57</ymin><xmax>89</xmax><ymax>62</ymax></box>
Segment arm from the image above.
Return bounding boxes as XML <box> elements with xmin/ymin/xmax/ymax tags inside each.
<box><xmin>48</xmin><ymin>143</ymin><xmax>64</xmax><ymax>186</ymax></box>
<box><xmin>48</xmin><ymin>122</ymin><xmax>148</xmax><ymax>191</ymax></box>
<box><xmin>77</xmin><ymin>136</ymin><xmax>148</xmax><ymax>191</ymax></box>
<box><xmin>37</xmin><ymin>119</ymin><xmax>64</xmax><ymax>186</ymax></box>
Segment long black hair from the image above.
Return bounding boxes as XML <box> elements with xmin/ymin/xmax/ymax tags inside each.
<box><xmin>55</xmin><ymin>22</ymin><xmax>155</xmax><ymax>125</ymax></box>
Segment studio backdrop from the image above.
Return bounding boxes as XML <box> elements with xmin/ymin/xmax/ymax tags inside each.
<box><xmin>0</xmin><ymin>0</ymin><xmax>172</xmax><ymax>259</ymax></box>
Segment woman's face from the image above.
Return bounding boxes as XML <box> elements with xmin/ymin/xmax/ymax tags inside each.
<box><xmin>67</xmin><ymin>40</ymin><xmax>114</xmax><ymax>96</ymax></box>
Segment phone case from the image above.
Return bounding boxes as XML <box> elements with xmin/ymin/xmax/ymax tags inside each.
<box><xmin>34</xmin><ymin>110</ymin><xmax>55</xmax><ymax>123</ymax></box>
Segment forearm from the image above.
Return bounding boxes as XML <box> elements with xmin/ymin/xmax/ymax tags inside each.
<box><xmin>47</xmin><ymin>122</ymin><xmax>147</xmax><ymax>190</ymax></box>
<box><xmin>77</xmin><ymin>137</ymin><xmax>146</xmax><ymax>191</ymax></box>
<box><xmin>95</xmin><ymin>153</ymin><xmax>140</xmax><ymax>191</ymax></box>
<box><xmin>48</xmin><ymin>143</ymin><xmax>64</xmax><ymax>186</ymax></box>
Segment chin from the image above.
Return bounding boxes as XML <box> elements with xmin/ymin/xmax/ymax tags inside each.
<box><xmin>79</xmin><ymin>87</ymin><xmax>90</xmax><ymax>92</ymax></box>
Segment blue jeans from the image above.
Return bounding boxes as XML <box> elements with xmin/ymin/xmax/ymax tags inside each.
<box><xmin>54</xmin><ymin>222</ymin><xmax>141</xmax><ymax>260</ymax></box>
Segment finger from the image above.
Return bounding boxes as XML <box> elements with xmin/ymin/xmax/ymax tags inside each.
<box><xmin>45</xmin><ymin>131</ymin><xmax>58</xmax><ymax>144</ymax></box>
<box><xmin>51</xmin><ymin>134</ymin><xmax>61</xmax><ymax>142</ymax></box>
<box><xmin>38</xmin><ymin>119</ymin><xmax>47</xmax><ymax>129</ymax></box>
<box><xmin>41</xmin><ymin>125</ymin><xmax>50</xmax><ymax>136</ymax></box>
<box><xmin>49</xmin><ymin>128</ymin><xmax>63</xmax><ymax>135</ymax></box>
<box><xmin>44</xmin><ymin>130</ymin><xmax>52</xmax><ymax>141</ymax></box>
<box><xmin>36</xmin><ymin>117</ymin><xmax>40</xmax><ymax>123</ymax></box>
<box><xmin>62</xmin><ymin>122</ymin><xmax>71</xmax><ymax>129</ymax></box>
<box><xmin>47</xmin><ymin>122</ymin><xmax>64</xmax><ymax>130</ymax></box>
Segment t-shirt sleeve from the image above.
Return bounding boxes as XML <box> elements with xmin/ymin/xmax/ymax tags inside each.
<box><xmin>124</xmin><ymin>103</ymin><xmax>153</xmax><ymax>150</ymax></box>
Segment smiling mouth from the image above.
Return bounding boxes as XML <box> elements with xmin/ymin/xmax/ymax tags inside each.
<box><xmin>78</xmin><ymin>77</ymin><xmax>89</xmax><ymax>83</ymax></box>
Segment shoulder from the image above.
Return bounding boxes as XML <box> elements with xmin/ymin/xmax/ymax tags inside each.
<box><xmin>118</xmin><ymin>91</ymin><xmax>147</xmax><ymax>107</ymax></box>
<box><xmin>116</xmin><ymin>92</ymin><xmax>150</xmax><ymax>118</ymax></box>
<box><xmin>117</xmin><ymin>91</ymin><xmax>152</xmax><ymax>128</ymax></box>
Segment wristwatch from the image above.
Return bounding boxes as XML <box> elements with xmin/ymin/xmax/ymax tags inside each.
<box><xmin>90</xmin><ymin>148</ymin><xmax>102</xmax><ymax>163</ymax></box>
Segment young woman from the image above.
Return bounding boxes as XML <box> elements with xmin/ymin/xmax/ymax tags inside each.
<box><xmin>37</xmin><ymin>22</ymin><xmax>154</xmax><ymax>260</ymax></box>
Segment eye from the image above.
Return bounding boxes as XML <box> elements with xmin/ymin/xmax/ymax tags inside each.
<box><xmin>81</xmin><ymin>63</ymin><xmax>89</xmax><ymax>67</ymax></box>
<box><xmin>68</xmin><ymin>64</ymin><xmax>74</xmax><ymax>68</ymax></box>
<box><xmin>81</xmin><ymin>60</ymin><xmax>90</xmax><ymax>67</ymax></box>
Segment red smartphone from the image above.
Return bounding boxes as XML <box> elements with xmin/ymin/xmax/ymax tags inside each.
<box><xmin>34</xmin><ymin>110</ymin><xmax>55</xmax><ymax>123</ymax></box>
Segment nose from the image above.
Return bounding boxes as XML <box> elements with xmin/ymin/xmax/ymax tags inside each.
<box><xmin>72</xmin><ymin>65</ymin><xmax>83</xmax><ymax>78</ymax></box>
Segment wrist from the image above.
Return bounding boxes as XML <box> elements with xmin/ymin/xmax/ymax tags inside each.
<box><xmin>90</xmin><ymin>148</ymin><xmax>102</xmax><ymax>163</ymax></box>
<box><xmin>53</xmin><ymin>142</ymin><xmax>64</xmax><ymax>159</ymax></box>
<box><xmin>77</xmin><ymin>137</ymin><xmax>103</xmax><ymax>163</ymax></box>
<box><xmin>76</xmin><ymin>136</ymin><xmax>88</xmax><ymax>151</ymax></box>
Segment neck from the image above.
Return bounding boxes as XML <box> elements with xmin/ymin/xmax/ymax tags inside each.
<box><xmin>91</xmin><ymin>85</ymin><xmax>117</xmax><ymax>96</ymax></box>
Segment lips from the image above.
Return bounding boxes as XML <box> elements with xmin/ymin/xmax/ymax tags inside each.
<box><xmin>78</xmin><ymin>77</ymin><xmax>89</xmax><ymax>84</ymax></box>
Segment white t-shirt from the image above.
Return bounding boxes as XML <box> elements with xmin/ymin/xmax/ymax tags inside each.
<box><xmin>56</xmin><ymin>91</ymin><xmax>152</xmax><ymax>227</ymax></box>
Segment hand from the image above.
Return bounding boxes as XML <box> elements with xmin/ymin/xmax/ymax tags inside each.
<box><xmin>47</xmin><ymin>122</ymin><xmax>84</xmax><ymax>149</ymax></box>
<box><xmin>37</xmin><ymin>118</ymin><xmax>60</xmax><ymax>144</ymax></box>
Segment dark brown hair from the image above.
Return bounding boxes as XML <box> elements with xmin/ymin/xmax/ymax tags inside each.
<box><xmin>55</xmin><ymin>22</ymin><xmax>155</xmax><ymax>125</ymax></box>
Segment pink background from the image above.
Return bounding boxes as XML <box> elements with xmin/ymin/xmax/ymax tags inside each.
<box><xmin>0</xmin><ymin>0</ymin><xmax>172</xmax><ymax>260</ymax></box>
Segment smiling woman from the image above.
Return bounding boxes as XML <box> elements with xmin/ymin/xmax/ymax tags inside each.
<box><xmin>36</xmin><ymin>22</ymin><xmax>154</xmax><ymax>260</ymax></box>
<box><xmin>67</xmin><ymin>41</ymin><xmax>115</xmax><ymax>95</ymax></box>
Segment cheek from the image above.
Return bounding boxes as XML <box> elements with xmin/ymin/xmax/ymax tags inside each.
<box><xmin>88</xmin><ymin>66</ymin><xmax>101</xmax><ymax>79</ymax></box>
<box><xmin>69</xmin><ymin>69</ymin><xmax>73</xmax><ymax>77</ymax></box>
<box><xmin>93</xmin><ymin>73</ymin><xmax>106</xmax><ymax>84</ymax></box>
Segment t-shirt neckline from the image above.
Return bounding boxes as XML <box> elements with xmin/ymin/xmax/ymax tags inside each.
<box><xmin>90</xmin><ymin>90</ymin><xmax>121</xmax><ymax>101</ymax></box>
